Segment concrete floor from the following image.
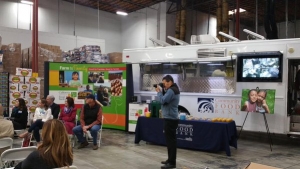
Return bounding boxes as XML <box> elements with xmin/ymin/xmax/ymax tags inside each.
<box><xmin>13</xmin><ymin>129</ymin><xmax>300</xmax><ymax>169</ymax></box>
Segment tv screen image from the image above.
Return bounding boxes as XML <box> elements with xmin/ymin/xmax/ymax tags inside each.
<box><xmin>242</xmin><ymin>58</ymin><xmax>280</xmax><ymax>78</ymax></box>
<box><xmin>236</xmin><ymin>51</ymin><xmax>283</xmax><ymax>82</ymax></box>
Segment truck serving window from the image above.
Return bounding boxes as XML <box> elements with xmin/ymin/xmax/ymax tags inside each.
<box><xmin>199</xmin><ymin>60</ymin><xmax>235</xmax><ymax>77</ymax></box>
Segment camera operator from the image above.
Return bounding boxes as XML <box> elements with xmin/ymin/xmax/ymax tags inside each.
<box><xmin>155</xmin><ymin>75</ymin><xmax>180</xmax><ymax>169</ymax></box>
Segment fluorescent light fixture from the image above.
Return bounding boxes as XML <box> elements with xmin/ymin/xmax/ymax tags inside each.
<box><xmin>207</xmin><ymin>63</ymin><xmax>224</xmax><ymax>66</ymax></box>
<box><xmin>116</xmin><ymin>11</ymin><xmax>128</xmax><ymax>16</ymax></box>
<box><xmin>164</xmin><ymin>63</ymin><xmax>177</xmax><ymax>66</ymax></box>
<box><xmin>198</xmin><ymin>62</ymin><xmax>211</xmax><ymax>64</ymax></box>
<box><xmin>183</xmin><ymin>59</ymin><xmax>197</xmax><ymax>62</ymax></box>
<box><xmin>21</xmin><ymin>0</ymin><xmax>33</xmax><ymax>5</ymax></box>
<box><xmin>228</xmin><ymin>8</ymin><xmax>246</xmax><ymax>15</ymax></box>
<box><xmin>145</xmin><ymin>63</ymin><xmax>161</xmax><ymax>65</ymax></box>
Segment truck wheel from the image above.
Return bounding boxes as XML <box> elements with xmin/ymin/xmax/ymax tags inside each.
<box><xmin>178</xmin><ymin>106</ymin><xmax>190</xmax><ymax>115</ymax></box>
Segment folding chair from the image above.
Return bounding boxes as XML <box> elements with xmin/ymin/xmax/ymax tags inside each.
<box><xmin>0</xmin><ymin>146</ymin><xmax>37</xmax><ymax>168</ymax></box>
<box><xmin>70</xmin><ymin>114</ymin><xmax>80</xmax><ymax>148</ymax></box>
<box><xmin>14</xmin><ymin>130</ymin><xmax>26</xmax><ymax>147</ymax></box>
<box><xmin>0</xmin><ymin>138</ymin><xmax>13</xmax><ymax>150</ymax></box>
<box><xmin>85</xmin><ymin>116</ymin><xmax>104</xmax><ymax>147</ymax></box>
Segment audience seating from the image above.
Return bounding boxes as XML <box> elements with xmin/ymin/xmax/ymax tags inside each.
<box><xmin>0</xmin><ymin>138</ymin><xmax>13</xmax><ymax>150</ymax></box>
<box><xmin>0</xmin><ymin>146</ymin><xmax>37</xmax><ymax>168</ymax></box>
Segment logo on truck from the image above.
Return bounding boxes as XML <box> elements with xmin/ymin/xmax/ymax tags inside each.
<box><xmin>198</xmin><ymin>98</ymin><xmax>214</xmax><ymax>113</ymax></box>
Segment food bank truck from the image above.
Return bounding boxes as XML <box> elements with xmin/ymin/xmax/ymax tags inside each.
<box><xmin>123</xmin><ymin>32</ymin><xmax>300</xmax><ymax>135</ymax></box>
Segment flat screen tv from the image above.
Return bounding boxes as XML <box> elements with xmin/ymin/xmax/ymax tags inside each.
<box><xmin>236</xmin><ymin>51</ymin><xmax>283</xmax><ymax>82</ymax></box>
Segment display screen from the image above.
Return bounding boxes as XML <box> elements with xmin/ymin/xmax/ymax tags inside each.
<box><xmin>236</xmin><ymin>51</ymin><xmax>283</xmax><ymax>82</ymax></box>
<box><xmin>242</xmin><ymin>58</ymin><xmax>280</xmax><ymax>78</ymax></box>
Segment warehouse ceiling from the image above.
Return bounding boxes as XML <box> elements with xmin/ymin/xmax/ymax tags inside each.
<box><xmin>168</xmin><ymin>0</ymin><xmax>300</xmax><ymax>27</ymax></box>
<box><xmin>63</xmin><ymin>0</ymin><xmax>165</xmax><ymax>13</ymax></box>
<box><xmin>61</xmin><ymin>0</ymin><xmax>299</xmax><ymax>28</ymax></box>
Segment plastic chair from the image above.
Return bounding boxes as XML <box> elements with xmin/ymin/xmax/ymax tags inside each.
<box><xmin>0</xmin><ymin>146</ymin><xmax>37</xmax><ymax>168</ymax></box>
<box><xmin>0</xmin><ymin>137</ymin><xmax>13</xmax><ymax>149</ymax></box>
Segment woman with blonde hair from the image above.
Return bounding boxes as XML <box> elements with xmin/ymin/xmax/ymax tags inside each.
<box><xmin>15</xmin><ymin>119</ymin><xmax>73</xmax><ymax>169</ymax></box>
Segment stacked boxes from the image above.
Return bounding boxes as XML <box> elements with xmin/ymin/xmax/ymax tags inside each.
<box><xmin>2</xmin><ymin>43</ymin><xmax>22</xmax><ymax>75</ymax></box>
<box><xmin>84</xmin><ymin>45</ymin><xmax>102</xmax><ymax>63</ymax></box>
<box><xmin>22</xmin><ymin>48</ymin><xmax>29</xmax><ymax>68</ymax></box>
<box><xmin>108</xmin><ymin>52</ymin><xmax>122</xmax><ymax>63</ymax></box>
<box><xmin>26</xmin><ymin>43</ymin><xmax>63</xmax><ymax>77</ymax></box>
<box><xmin>63</xmin><ymin>45</ymin><xmax>105</xmax><ymax>63</ymax></box>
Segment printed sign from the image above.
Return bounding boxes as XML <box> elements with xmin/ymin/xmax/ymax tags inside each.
<box><xmin>198</xmin><ymin>97</ymin><xmax>241</xmax><ymax>115</ymax></box>
<box><xmin>241</xmin><ymin>88</ymin><xmax>276</xmax><ymax>114</ymax></box>
<box><xmin>176</xmin><ymin>124</ymin><xmax>194</xmax><ymax>142</ymax></box>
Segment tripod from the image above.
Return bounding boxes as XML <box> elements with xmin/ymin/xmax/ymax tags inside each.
<box><xmin>238</xmin><ymin>111</ymin><xmax>273</xmax><ymax>151</ymax></box>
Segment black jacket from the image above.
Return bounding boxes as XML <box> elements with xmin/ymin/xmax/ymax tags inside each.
<box><xmin>11</xmin><ymin>107</ymin><xmax>28</xmax><ymax>128</ymax></box>
<box><xmin>50</xmin><ymin>103</ymin><xmax>60</xmax><ymax>119</ymax></box>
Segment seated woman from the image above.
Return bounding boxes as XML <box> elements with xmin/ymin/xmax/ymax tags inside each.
<box><xmin>59</xmin><ymin>97</ymin><xmax>76</xmax><ymax>134</ymax></box>
<box><xmin>14</xmin><ymin>119</ymin><xmax>73</xmax><ymax>169</ymax></box>
<box><xmin>11</xmin><ymin>98</ymin><xmax>28</xmax><ymax>130</ymax></box>
<box><xmin>19</xmin><ymin>99</ymin><xmax>52</xmax><ymax>146</ymax></box>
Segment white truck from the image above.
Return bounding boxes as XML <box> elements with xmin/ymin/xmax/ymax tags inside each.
<box><xmin>122</xmin><ymin>32</ymin><xmax>300</xmax><ymax>135</ymax></box>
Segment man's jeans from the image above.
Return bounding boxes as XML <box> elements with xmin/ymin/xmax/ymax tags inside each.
<box><xmin>73</xmin><ymin>125</ymin><xmax>101</xmax><ymax>145</ymax></box>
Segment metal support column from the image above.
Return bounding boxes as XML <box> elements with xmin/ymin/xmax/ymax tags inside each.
<box><xmin>32</xmin><ymin>0</ymin><xmax>39</xmax><ymax>73</ymax></box>
<box><xmin>285</xmin><ymin>0</ymin><xmax>288</xmax><ymax>38</ymax></box>
<box><xmin>255</xmin><ymin>0</ymin><xmax>258</xmax><ymax>33</ymax></box>
<box><xmin>235</xmin><ymin>0</ymin><xmax>240</xmax><ymax>38</ymax></box>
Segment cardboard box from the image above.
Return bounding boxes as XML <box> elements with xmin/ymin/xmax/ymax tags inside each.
<box><xmin>2</xmin><ymin>43</ymin><xmax>22</xmax><ymax>75</ymax></box>
<box><xmin>108</xmin><ymin>52</ymin><xmax>122</xmax><ymax>63</ymax></box>
<box><xmin>244</xmin><ymin>162</ymin><xmax>282</xmax><ymax>169</ymax></box>
<box><xmin>22</xmin><ymin>48</ymin><xmax>29</xmax><ymax>68</ymax></box>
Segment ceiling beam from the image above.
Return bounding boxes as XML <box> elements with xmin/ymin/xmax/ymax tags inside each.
<box><xmin>121</xmin><ymin>0</ymin><xmax>158</xmax><ymax>11</ymax></box>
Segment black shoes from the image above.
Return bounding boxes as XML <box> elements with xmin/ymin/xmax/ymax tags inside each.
<box><xmin>161</xmin><ymin>163</ymin><xmax>176</xmax><ymax>169</ymax></box>
<box><xmin>161</xmin><ymin>160</ymin><xmax>168</xmax><ymax>164</ymax></box>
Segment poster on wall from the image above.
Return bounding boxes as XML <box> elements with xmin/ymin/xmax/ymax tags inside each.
<box><xmin>48</xmin><ymin>63</ymin><xmax>128</xmax><ymax>130</ymax></box>
<box><xmin>240</xmin><ymin>88</ymin><xmax>276</xmax><ymax>114</ymax></box>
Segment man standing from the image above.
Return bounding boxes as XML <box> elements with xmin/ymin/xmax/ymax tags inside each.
<box><xmin>46</xmin><ymin>95</ymin><xmax>60</xmax><ymax>119</ymax></box>
<box><xmin>73</xmin><ymin>94</ymin><xmax>102</xmax><ymax>150</ymax></box>
<box><xmin>155</xmin><ymin>75</ymin><xmax>180</xmax><ymax>169</ymax></box>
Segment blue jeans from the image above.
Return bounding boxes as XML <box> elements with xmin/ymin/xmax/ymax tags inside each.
<box><xmin>72</xmin><ymin>125</ymin><xmax>101</xmax><ymax>145</ymax></box>
<box><xmin>28</xmin><ymin>119</ymin><xmax>44</xmax><ymax>142</ymax></box>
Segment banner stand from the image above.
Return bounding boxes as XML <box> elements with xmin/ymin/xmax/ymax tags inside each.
<box><xmin>238</xmin><ymin>111</ymin><xmax>273</xmax><ymax>151</ymax></box>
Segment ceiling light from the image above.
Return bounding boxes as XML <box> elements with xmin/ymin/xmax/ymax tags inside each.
<box><xmin>21</xmin><ymin>0</ymin><xmax>33</xmax><ymax>5</ymax></box>
<box><xmin>228</xmin><ymin>8</ymin><xmax>246</xmax><ymax>15</ymax></box>
<box><xmin>164</xmin><ymin>63</ymin><xmax>177</xmax><ymax>66</ymax></box>
<box><xmin>145</xmin><ymin>63</ymin><xmax>161</xmax><ymax>65</ymax></box>
<box><xmin>182</xmin><ymin>59</ymin><xmax>197</xmax><ymax>62</ymax></box>
<box><xmin>207</xmin><ymin>63</ymin><xmax>224</xmax><ymax>66</ymax></box>
<box><xmin>116</xmin><ymin>11</ymin><xmax>128</xmax><ymax>16</ymax></box>
<box><xmin>198</xmin><ymin>62</ymin><xmax>211</xmax><ymax>64</ymax></box>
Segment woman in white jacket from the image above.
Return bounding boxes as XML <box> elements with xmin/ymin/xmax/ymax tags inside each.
<box><xmin>19</xmin><ymin>99</ymin><xmax>52</xmax><ymax>146</ymax></box>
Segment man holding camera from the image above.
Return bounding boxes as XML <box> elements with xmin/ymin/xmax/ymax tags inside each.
<box><xmin>155</xmin><ymin>75</ymin><xmax>180</xmax><ymax>169</ymax></box>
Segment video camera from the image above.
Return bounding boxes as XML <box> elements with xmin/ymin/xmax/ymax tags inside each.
<box><xmin>153</xmin><ymin>83</ymin><xmax>164</xmax><ymax>88</ymax></box>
